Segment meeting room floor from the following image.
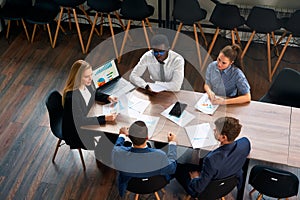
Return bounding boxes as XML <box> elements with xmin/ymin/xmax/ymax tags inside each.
<box><xmin>0</xmin><ymin>23</ymin><xmax>300</xmax><ymax>199</ymax></box>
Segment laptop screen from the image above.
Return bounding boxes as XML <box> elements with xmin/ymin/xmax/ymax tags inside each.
<box><xmin>92</xmin><ymin>59</ymin><xmax>120</xmax><ymax>88</ymax></box>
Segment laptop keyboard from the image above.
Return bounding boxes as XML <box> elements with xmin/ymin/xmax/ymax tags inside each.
<box><xmin>101</xmin><ymin>78</ymin><xmax>134</xmax><ymax>96</ymax></box>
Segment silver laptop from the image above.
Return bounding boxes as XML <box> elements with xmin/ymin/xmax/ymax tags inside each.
<box><xmin>92</xmin><ymin>59</ymin><xmax>135</xmax><ymax>97</ymax></box>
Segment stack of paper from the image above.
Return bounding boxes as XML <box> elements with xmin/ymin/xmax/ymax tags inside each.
<box><xmin>195</xmin><ymin>93</ymin><xmax>219</xmax><ymax>115</ymax></box>
<box><xmin>185</xmin><ymin>123</ymin><xmax>218</xmax><ymax>149</ymax></box>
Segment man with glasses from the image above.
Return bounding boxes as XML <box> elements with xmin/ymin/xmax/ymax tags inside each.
<box><xmin>129</xmin><ymin>34</ymin><xmax>185</xmax><ymax>92</ymax></box>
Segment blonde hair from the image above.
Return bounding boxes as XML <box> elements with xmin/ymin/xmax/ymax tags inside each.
<box><xmin>62</xmin><ymin>60</ymin><xmax>92</xmax><ymax>106</ymax></box>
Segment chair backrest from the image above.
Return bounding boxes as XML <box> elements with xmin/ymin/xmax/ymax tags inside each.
<box><xmin>285</xmin><ymin>10</ymin><xmax>300</xmax><ymax>36</ymax></box>
<box><xmin>45</xmin><ymin>90</ymin><xmax>64</xmax><ymax>139</ymax></box>
<box><xmin>209</xmin><ymin>3</ymin><xmax>245</xmax><ymax>30</ymax></box>
<box><xmin>249</xmin><ymin>165</ymin><xmax>299</xmax><ymax>198</ymax></box>
<box><xmin>172</xmin><ymin>0</ymin><xmax>207</xmax><ymax>25</ymax></box>
<box><xmin>259</xmin><ymin>68</ymin><xmax>300</xmax><ymax>108</ymax></box>
<box><xmin>120</xmin><ymin>0</ymin><xmax>154</xmax><ymax>20</ymax></box>
<box><xmin>126</xmin><ymin>175</ymin><xmax>168</xmax><ymax>195</ymax></box>
<box><xmin>197</xmin><ymin>175</ymin><xmax>238</xmax><ymax>200</ymax></box>
<box><xmin>246</xmin><ymin>6</ymin><xmax>281</xmax><ymax>33</ymax></box>
<box><xmin>87</xmin><ymin>0</ymin><xmax>121</xmax><ymax>13</ymax></box>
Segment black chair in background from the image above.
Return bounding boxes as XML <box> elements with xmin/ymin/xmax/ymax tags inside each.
<box><xmin>185</xmin><ymin>175</ymin><xmax>238</xmax><ymax>200</ymax></box>
<box><xmin>270</xmin><ymin>10</ymin><xmax>300</xmax><ymax>81</ymax></box>
<box><xmin>52</xmin><ymin>0</ymin><xmax>94</xmax><ymax>54</ymax></box>
<box><xmin>249</xmin><ymin>165</ymin><xmax>299</xmax><ymax>200</ymax></box>
<box><xmin>118</xmin><ymin>0</ymin><xmax>154</xmax><ymax>63</ymax></box>
<box><xmin>85</xmin><ymin>0</ymin><xmax>125</xmax><ymax>57</ymax></box>
<box><xmin>126</xmin><ymin>175</ymin><xmax>168</xmax><ymax>200</ymax></box>
<box><xmin>0</xmin><ymin>0</ymin><xmax>31</xmax><ymax>41</ymax></box>
<box><xmin>171</xmin><ymin>0</ymin><xmax>207</xmax><ymax>68</ymax></box>
<box><xmin>241</xmin><ymin>6</ymin><xmax>282</xmax><ymax>82</ymax></box>
<box><xmin>259</xmin><ymin>68</ymin><xmax>300</xmax><ymax>108</ymax></box>
<box><xmin>45</xmin><ymin>90</ymin><xmax>86</xmax><ymax>171</ymax></box>
<box><xmin>24</xmin><ymin>0</ymin><xmax>60</xmax><ymax>46</ymax></box>
<box><xmin>202</xmin><ymin>3</ymin><xmax>245</xmax><ymax>71</ymax></box>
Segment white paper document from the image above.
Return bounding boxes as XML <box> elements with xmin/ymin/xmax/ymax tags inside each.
<box><xmin>148</xmin><ymin>83</ymin><xmax>167</xmax><ymax>93</ymax></box>
<box><xmin>138</xmin><ymin>114</ymin><xmax>159</xmax><ymax>138</ymax></box>
<box><xmin>102</xmin><ymin>94</ymin><xmax>129</xmax><ymax>115</ymax></box>
<box><xmin>127</xmin><ymin>93</ymin><xmax>150</xmax><ymax>114</ymax></box>
<box><xmin>185</xmin><ymin>123</ymin><xmax>219</xmax><ymax>149</ymax></box>
<box><xmin>195</xmin><ymin>93</ymin><xmax>219</xmax><ymax>115</ymax></box>
<box><xmin>161</xmin><ymin>103</ymin><xmax>195</xmax><ymax>127</ymax></box>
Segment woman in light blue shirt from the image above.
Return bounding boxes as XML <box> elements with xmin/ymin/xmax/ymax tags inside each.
<box><xmin>204</xmin><ymin>44</ymin><xmax>251</xmax><ymax>105</ymax></box>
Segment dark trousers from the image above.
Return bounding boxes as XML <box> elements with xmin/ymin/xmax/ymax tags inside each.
<box><xmin>175</xmin><ymin>160</ymin><xmax>204</xmax><ymax>197</ymax></box>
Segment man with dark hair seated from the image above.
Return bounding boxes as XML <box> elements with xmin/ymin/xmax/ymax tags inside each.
<box><xmin>175</xmin><ymin>117</ymin><xmax>251</xmax><ymax>198</ymax></box>
<box><xmin>112</xmin><ymin>120</ymin><xmax>177</xmax><ymax>197</ymax></box>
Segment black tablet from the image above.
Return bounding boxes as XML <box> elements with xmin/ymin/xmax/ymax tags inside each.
<box><xmin>169</xmin><ymin>102</ymin><xmax>187</xmax><ymax>117</ymax></box>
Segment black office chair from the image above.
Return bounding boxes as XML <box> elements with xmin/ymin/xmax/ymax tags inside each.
<box><xmin>126</xmin><ymin>175</ymin><xmax>168</xmax><ymax>200</ymax></box>
<box><xmin>259</xmin><ymin>68</ymin><xmax>300</xmax><ymax>108</ymax></box>
<box><xmin>0</xmin><ymin>0</ymin><xmax>31</xmax><ymax>41</ymax></box>
<box><xmin>45</xmin><ymin>90</ymin><xmax>86</xmax><ymax>171</ymax></box>
<box><xmin>270</xmin><ymin>10</ymin><xmax>300</xmax><ymax>81</ymax></box>
<box><xmin>202</xmin><ymin>3</ymin><xmax>245</xmax><ymax>71</ymax></box>
<box><xmin>185</xmin><ymin>175</ymin><xmax>238</xmax><ymax>200</ymax></box>
<box><xmin>24</xmin><ymin>0</ymin><xmax>60</xmax><ymax>46</ymax></box>
<box><xmin>249</xmin><ymin>165</ymin><xmax>299</xmax><ymax>199</ymax></box>
<box><xmin>172</xmin><ymin>0</ymin><xmax>207</xmax><ymax>68</ymax></box>
<box><xmin>241</xmin><ymin>6</ymin><xmax>282</xmax><ymax>82</ymax></box>
<box><xmin>118</xmin><ymin>0</ymin><xmax>155</xmax><ymax>63</ymax></box>
<box><xmin>85</xmin><ymin>0</ymin><xmax>125</xmax><ymax>56</ymax></box>
<box><xmin>52</xmin><ymin>0</ymin><xmax>94</xmax><ymax>54</ymax></box>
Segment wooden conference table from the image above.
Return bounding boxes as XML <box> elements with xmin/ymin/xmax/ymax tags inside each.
<box><xmin>84</xmin><ymin>88</ymin><xmax>297</xmax><ymax>168</ymax></box>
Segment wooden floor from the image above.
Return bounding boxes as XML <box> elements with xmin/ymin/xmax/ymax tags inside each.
<box><xmin>0</xmin><ymin>23</ymin><xmax>300</xmax><ymax>200</ymax></box>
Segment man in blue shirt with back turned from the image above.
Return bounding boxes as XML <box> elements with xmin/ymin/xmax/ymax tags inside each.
<box><xmin>112</xmin><ymin>120</ymin><xmax>177</xmax><ymax>197</ymax></box>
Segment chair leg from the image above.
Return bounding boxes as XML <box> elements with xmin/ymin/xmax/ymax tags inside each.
<box><xmin>221</xmin><ymin>197</ymin><xmax>225</xmax><ymax>200</ymax></box>
<box><xmin>21</xmin><ymin>19</ymin><xmax>30</xmax><ymax>41</ymax></box>
<box><xmin>234</xmin><ymin>27</ymin><xmax>241</xmax><ymax>45</ymax></box>
<box><xmin>142</xmin><ymin>20</ymin><xmax>151</xmax><ymax>50</ymax></box>
<box><xmin>46</xmin><ymin>24</ymin><xmax>53</xmax><ymax>46</ymax></box>
<box><xmin>114</xmin><ymin>11</ymin><xmax>126</xmax><ymax>31</ymax></box>
<box><xmin>271</xmin><ymin>33</ymin><xmax>292</xmax><ymax>79</ymax></box>
<box><xmin>72</xmin><ymin>8</ymin><xmax>86</xmax><ymax>54</ymax></box>
<box><xmin>108</xmin><ymin>14</ymin><xmax>119</xmax><ymax>58</ymax></box>
<box><xmin>145</xmin><ymin>18</ymin><xmax>154</xmax><ymax>35</ymax></box>
<box><xmin>118</xmin><ymin>20</ymin><xmax>131</xmax><ymax>63</ymax></box>
<box><xmin>257</xmin><ymin>194</ymin><xmax>263</xmax><ymax>200</ymax></box>
<box><xmin>193</xmin><ymin>23</ymin><xmax>202</xmax><ymax>68</ymax></box>
<box><xmin>134</xmin><ymin>194</ymin><xmax>139</xmax><ymax>200</ymax></box>
<box><xmin>241</xmin><ymin>31</ymin><xmax>255</xmax><ymax>59</ymax></box>
<box><xmin>52</xmin><ymin>139</ymin><xmax>62</xmax><ymax>163</ymax></box>
<box><xmin>202</xmin><ymin>27</ymin><xmax>219</xmax><ymax>72</ymax></box>
<box><xmin>78</xmin><ymin>148</ymin><xmax>86</xmax><ymax>171</ymax></box>
<box><xmin>231</xmin><ymin>30</ymin><xmax>235</xmax><ymax>45</ymax></box>
<box><xmin>196</xmin><ymin>21</ymin><xmax>208</xmax><ymax>48</ymax></box>
<box><xmin>31</xmin><ymin>24</ymin><xmax>37</xmax><ymax>43</ymax></box>
<box><xmin>154</xmin><ymin>192</ymin><xmax>160</xmax><ymax>200</ymax></box>
<box><xmin>52</xmin><ymin>7</ymin><xmax>64</xmax><ymax>48</ymax></box>
<box><xmin>86</xmin><ymin>12</ymin><xmax>99</xmax><ymax>54</ymax></box>
<box><xmin>67</xmin><ymin>8</ymin><xmax>72</xmax><ymax>30</ymax></box>
<box><xmin>184</xmin><ymin>195</ymin><xmax>191</xmax><ymax>200</ymax></box>
<box><xmin>79</xmin><ymin>4</ymin><xmax>100</xmax><ymax>36</ymax></box>
<box><xmin>6</xmin><ymin>20</ymin><xmax>11</xmax><ymax>39</ymax></box>
<box><xmin>266</xmin><ymin>33</ymin><xmax>272</xmax><ymax>82</ymax></box>
<box><xmin>271</xmin><ymin>31</ymin><xmax>279</xmax><ymax>56</ymax></box>
<box><xmin>171</xmin><ymin>22</ymin><xmax>183</xmax><ymax>50</ymax></box>
<box><xmin>100</xmin><ymin>13</ymin><xmax>104</xmax><ymax>36</ymax></box>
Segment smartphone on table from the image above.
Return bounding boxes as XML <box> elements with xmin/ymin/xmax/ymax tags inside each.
<box><xmin>169</xmin><ymin>101</ymin><xmax>187</xmax><ymax>117</ymax></box>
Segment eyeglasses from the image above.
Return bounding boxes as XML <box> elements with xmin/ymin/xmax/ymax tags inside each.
<box><xmin>152</xmin><ymin>50</ymin><xmax>166</xmax><ymax>56</ymax></box>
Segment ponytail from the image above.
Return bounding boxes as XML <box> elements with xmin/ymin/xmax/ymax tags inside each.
<box><xmin>220</xmin><ymin>44</ymin><xmax>244</xmax><ymax>69</ymax></box>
